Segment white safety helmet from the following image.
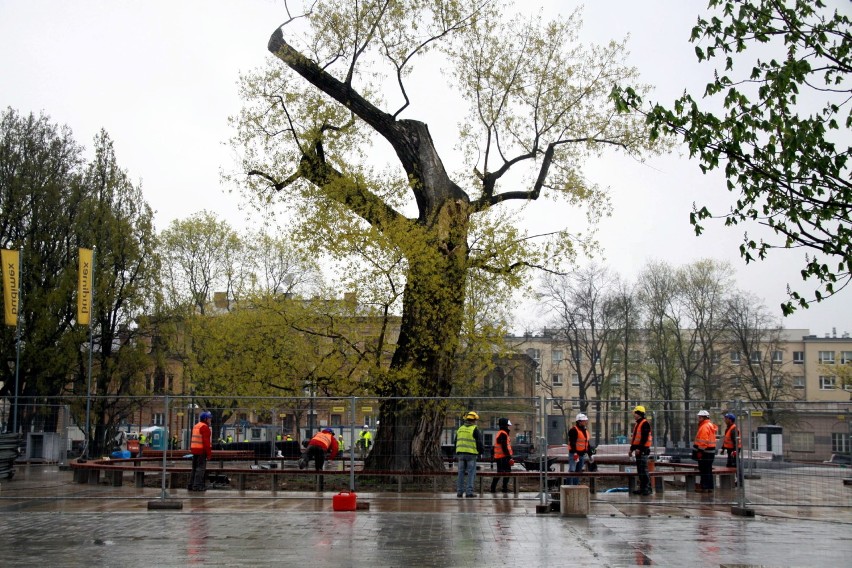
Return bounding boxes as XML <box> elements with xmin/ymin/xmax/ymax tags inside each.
<box><xmin>697</xmin><ymin>410</ymin><xmax>710</xmax><ymax>417</ymax></box>
<box><xmin>576</xmin><ymin>413</ymin><xmax>589</xmax><ymax>422</ymax></box>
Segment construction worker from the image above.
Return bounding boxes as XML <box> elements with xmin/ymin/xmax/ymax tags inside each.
<box><xmin>276</xmin><ymin>433</ymin><xmax>283</xmax><ymax>442</ymax></box>
<box><xmin>629</xmin><ymin>405</ymin><xmax>653</xmax><ymax>496</ymax></box>
<box><xmin>285</xmin><ymin>434</ymin><xmax>293</xmax><ymax>442</ymax></box>
<box><xmin>299</xmin><ymin>428</ymin><xmax>339</xmax><ymax>471</ymax></box>
<box><xmin>490</xmin><ymin>417</ymin><xmax>513</xmax><ymax>494</ymax></box>
<box><xmin>226</xmin><ymin>434</ymin><xmax>233</xmax><ymax>444</ymax></box>
<box><xmin>455</xmin><ymin>411</ymin><xmax>484</xmax><ymax>498</ymax></box>
<box><xmin>565</xmin><ymin>413</ymin><xmax>590</xmax><ymax>486</ymax></box>
<box><xmin>188</xmin><ymin>411</ymin><xmax>213</xmax><ymax>492</ymax></box>
<box><xmin>721</xmin><ymin>413</ymin><xmax>741</xmax><ymax>468</ymax></box>
<box><xmin>337</xmin><ymin>434</ymin><xmax>346</xmax><ymax>454</ymax></box>
<box><xmin>357</xmin><ymin>427</ymin><xmax>373</xmax><ymax>459</ymax></box>
<box><xmin>139</xmin><ymin>433</ymin><xmax>148</xmax><ymax>446</ymax></box>
<box><xmin>693</xmin><ymin>409</ymin><xmax>718</xmax><ymax>493</ymax></box>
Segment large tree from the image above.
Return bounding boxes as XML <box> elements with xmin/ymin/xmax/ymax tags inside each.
<box><xmin>614</xmin><ymin>0</ymin><xmax>851</xmax><ymax>313</ymax></box>
<box><xmin>74</xmin><ymin>130</ymin><xmax>160</xmax><ymax>455</ymax></box>
<box><xmin>0</xmin><ymin>108</ymin><xmax>85</xmax><ymax>416</ymax></box>
<box><xmin>234</xmin><ymin>0</ymin><xmax>658</xmax><ymax>471</ymax></box>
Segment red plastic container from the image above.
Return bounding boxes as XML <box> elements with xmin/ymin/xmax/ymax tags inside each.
<box><xmin>332</xmin><ymin>491</ymin><xmax>357</xmax><ymax>511</ymax></box>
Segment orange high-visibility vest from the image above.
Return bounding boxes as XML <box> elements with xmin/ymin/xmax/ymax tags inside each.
<box><xmin>190</xmin><ymin>422</ymin><xmax>209</xmax><ymax>454</ymax></box>
<box><xmin>310</xmin><ymin>431</ymin><xmax>334</xmax><ymax>450</ymax></box>
<box><xmin>631</xmin><ymin>418</ymin><xmax>652</xmax><ymax>447</ymax></box>
<box><xmin>695</xmin><ymin>420</ymin><xmax>717</xmax><ymax>450</ymax></box>
<box><xmin>570</xmin><ymin>426</ymin><xmax>589</xmax><ymax>452</ymax></box>
<box><xmin>493</xmin><ymin>430</ymin><xmax>512</xmax><ymax>459</ymax></box>
<box><xmin>722</xmin><ymin>424</ymin><xmax>741</xmax><ymax>450</ymax></box>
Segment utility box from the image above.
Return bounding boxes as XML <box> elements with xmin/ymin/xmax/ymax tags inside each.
<box><xmin>26</xmin><ymin>432</ymin><xmax>63</xmax><ymax>462</ymax></box>
<box><xmin>546</xmin><ymin>415</ymin><xmax>566</xmax><ymax>445</ymax></box>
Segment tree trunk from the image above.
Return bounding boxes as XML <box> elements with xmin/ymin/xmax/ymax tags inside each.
<box><xmin>368</xmin><ymin>199</ymin><xmax>470</xmax><ymax>472</ymax></box>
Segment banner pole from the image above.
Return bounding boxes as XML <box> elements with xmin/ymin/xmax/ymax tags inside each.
<box><xmin>12</xmin><ymin>248</ymin><xmax>22</xmax><ymax>433</ymax></box>
<box><xmin>83</xmin><ymin>247</ymin><xmax>96</xmax><ymax>459</ymax></box>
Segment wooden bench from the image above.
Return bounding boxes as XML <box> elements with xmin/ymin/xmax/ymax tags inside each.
<box><xmin>69</xmin><ymin>458</ymin><xmax>738</xmax><ymax>495</ymax></box>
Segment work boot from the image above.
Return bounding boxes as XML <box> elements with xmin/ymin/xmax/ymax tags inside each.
<box><xmin>298</xmin><ymin>457</ymin><xmax>307</xmax><ymax>470</ymax></box>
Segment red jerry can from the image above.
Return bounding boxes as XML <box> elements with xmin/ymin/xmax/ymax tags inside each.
<box><xmin>332</xmin><ymin>491</ymin><xmax>357</xmax><ymax>511</ymax></box>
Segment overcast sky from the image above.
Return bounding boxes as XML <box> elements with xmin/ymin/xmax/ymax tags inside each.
<box><xmin>1</xmin><ymin>0</ymin><xmax>849</xmax><ymax>337</ymax></box>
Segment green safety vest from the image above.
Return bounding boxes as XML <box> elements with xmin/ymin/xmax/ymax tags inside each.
<box><xmin>455</xmin><ymin>424</ymin><xmax>478</xmax><ymax>455</ymax></box>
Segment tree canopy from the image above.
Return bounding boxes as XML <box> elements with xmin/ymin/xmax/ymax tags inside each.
<box><xmin>614</xmin><ymin>0</ymin><xmax>851</xmax><ymax>314</ymax></box>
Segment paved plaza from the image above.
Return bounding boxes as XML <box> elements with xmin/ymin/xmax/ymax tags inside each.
<box><xmin>0</xmin><ymin>466</ymin><xmax>849</xmax><ymax>567</ymax></box>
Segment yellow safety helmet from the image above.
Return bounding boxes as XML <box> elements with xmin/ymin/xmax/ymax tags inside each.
<box><xmin>464</xmin><ymin>411</ymin><xmax>480</xmax><ymax>421</ymax></box>
<box><xmin>633</xmin><ymin>405</ymin><xmax>646</xmax><ymax>414</ymax></box>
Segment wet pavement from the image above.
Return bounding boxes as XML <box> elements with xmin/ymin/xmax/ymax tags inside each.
<box><xmin>0</xmin><ymin>466</ymin><xmax>850</xmax><ymax>567</ymax></box>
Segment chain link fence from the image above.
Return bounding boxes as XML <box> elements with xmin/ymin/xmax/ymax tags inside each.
<box><xmin>1</xmin><ymin>395</ymin><xmax>849</xmax><ymax>508</ymax></box>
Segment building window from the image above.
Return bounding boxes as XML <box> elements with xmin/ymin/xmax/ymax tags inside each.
<box><xmin>535</xmin><ymin>369</ymin><xmax>541</xmax><ymax>385</ymax></box>
<box><xmin>612</xmin><ymin>351</ymin><xmax>622</xmax><ymax>363</ymax></box>
<box><xmin>819</xmin><ymin>351</ymin><xmax>835</xmax><ymax>364</ymax></box>
<box><xmin>712</xmin><ymin>352</ymin><xmax>721</xmax><ymax>365</ymax></box>
<box><xmin>571</xmin><ymin>349</ymin><xmax>581</xmax><ymax>362</ymax></box>
<box><xmin>572</xmin><ymin>373</ymin><xmax>580</xmax><ymax>386</ymax></box>
<box><xmin>832</xmin><ymin>433</ymin><xmax>850</xmax><ymax>453</ymax></box>
<box><xmin>730</xmin><ymin>351</ymin><xmax>741</xmax><ymax>364</ymax></box>
<box><xmin>571</xmin><ymin>397</ymin><xmax>580</xmax><ymax>408</ymax></box>
<box><xmin>552</xmin><ymin>350</ymin><xmax>563</xmax><ymax>364</ymax></box>
<box><xmin>819</xmin><ymin>376</ymin><xmax>836</xmax><ymax>390</ymax></box>
<box><xmin>793</xmin><ymin>376</ymin><xmax>805</xmax><ymax>389</ymax></box>
<box><xmin>629</xmin><ymin>350</ymin><xmax>641</xmax><ymax>363</ymax></box>
<box><xmin>841</xmin><ymin>351</ymin><xmax>852</xmax><ymax>364</ymax></box>
<box><xmin>552</xmin><ymin>373</ymin><xmax>563</xmax><ymax>386</ymax></box>
<box><xmin>790</xmin><ymin>432</ymin><xmax>815</xmax><ymax>452</ymax></box>
<box><xmin>527</xmin><ymin>348</ymin><xmax>541</xmax><ymax>362</ymax></box>
<box><xmin>793</xmin><ymin>351</ymin><xmax>804</xmax><ymax>364</ymax></box>
<box><xmin>629</xmin><ymin>374</ymin><xmax>640</xmax><ymax>386</ymax></box>
<box><xmin>611</xmin><ymin>375</ymin><xmax>622</xmax><ymax>386</ymax></box>
<box><xmin>750</xmin><ymin>351</ymin><xmax>762</xmax><ymax>363</ymax></box>
<box><xmin>771</xmin><ymin>351</ymin><xmax>783</xmax><ymax>364</ymax></box>
<box><xmin>152</xmin><ymin>413</ymin><xmax>165</xmax><ymax>426</ymax></box>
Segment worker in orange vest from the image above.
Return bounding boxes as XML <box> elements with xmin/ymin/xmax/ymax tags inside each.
<box><xmin>299</xmin><ymin>428</ymin><xmax>339</xmax><ymax>471</ymax></box>
<box><xmin>693</xmin><ymin>410</ymin><xmax>718</xmax><ymax>493</ymax></box>
<box><xmin>490</xmin><ymin>418</ymin><xmax>514</xmax><ymax>494</ymax></box>
<box><xmin>629</xmin><ymin>405</ymin><xmax>653</xmax><ymax>496</ymax></box>
<box><xmin>188</xmin><ymin>411</ymin><xmax>213</xmax><ymax>492</ymax></box>
<box><xmin>565</xmin><ymin>413</ymin><xmax>590</xmax><ymax>486</ymax></box>
<box><xmin>721</xmin><ymin>413</ymin><xmax>741</xmax><ymax>468</ymax></box>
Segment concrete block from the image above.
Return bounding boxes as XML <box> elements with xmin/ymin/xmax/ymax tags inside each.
<box><xmin>559</xmin><ymin>485</ymin><xmax>589</xmax><ymax>517</ymax></box>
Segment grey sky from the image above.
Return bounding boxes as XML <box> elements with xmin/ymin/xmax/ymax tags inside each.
<box><xmin>1</xmin><ymin>0</ymin><xmax>849</xmax><ymax>337</ymax></box>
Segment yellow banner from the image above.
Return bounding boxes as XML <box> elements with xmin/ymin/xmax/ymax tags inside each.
<box><xmin>77</xmin><ymin>248</ymin><xmax>93</xmax><ymax>326</ymax></box>
<box><xmin>1</xmin><ymin>249</ymin><xmax>20</xmax><ymax>326</ymax></box>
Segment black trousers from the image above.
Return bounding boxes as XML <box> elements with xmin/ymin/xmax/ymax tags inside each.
<box><xmin>698</xmin><ymin>451</ymin><xmax>716</xmax><ymax>489</ymax></box>
<box><xmin>307</xmin><ymin>444</ymin><xmax>326</xmax><ymax>470</ymax></box>
<box><xmin>188</xmin><ymin>453</ymin><xmax>208</xmax><ymax>490</ymax></box>
<box><xmin>490</xmin><ymin>457</ymin><xmax>511</xmax><ymax>492</ymax></box>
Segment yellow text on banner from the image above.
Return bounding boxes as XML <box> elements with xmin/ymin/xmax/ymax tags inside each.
<box><xmin>77</xmin><ymin>248</ymin><xmax>93</xmax><ymax>326</ymax></box>
<box><xmin>1</xmin><ymin>249</ymin><xmax>20</xmax><ymax>326</ymax></box>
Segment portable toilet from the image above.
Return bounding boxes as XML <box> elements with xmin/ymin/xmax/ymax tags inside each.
<box><xmin>146</xmin><ymin>427</ymin><xmax>168</xmax><ymax>450</ymax></box>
